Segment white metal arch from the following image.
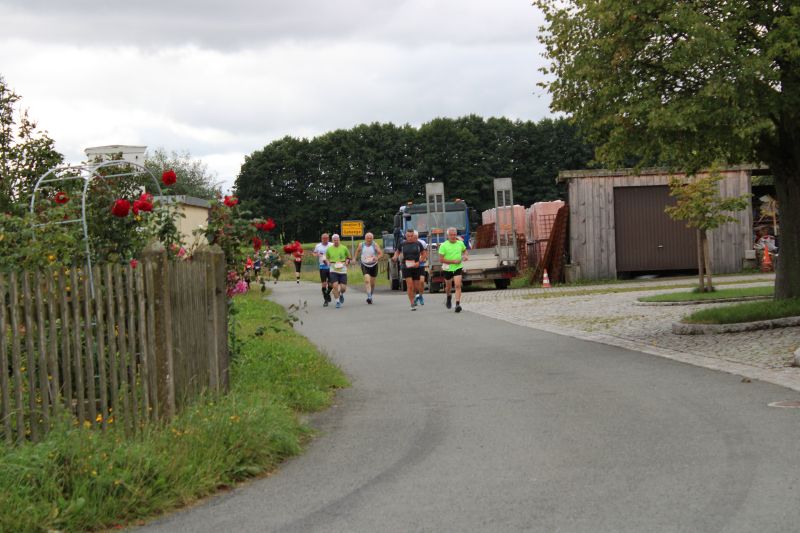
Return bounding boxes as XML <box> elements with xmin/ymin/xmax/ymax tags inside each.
<box><xmin>30</xmin><ymin>160</ymin><xmax>163</xmax><ymax>292</ymax></box>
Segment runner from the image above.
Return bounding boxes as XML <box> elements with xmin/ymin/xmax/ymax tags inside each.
<box><xmin>414</xmin><ymin>230</ymin><xmax>427</xmax><ymax>306</ymax></box>
<box><xmin>325</xmin><ymin>234</ymin><xmax>351</xmax><ymax>309</ymax></box>
<box><xmin>265</xmin><ymin>248</ymin><xmax>282</xmax><ymax>284</ymax></box>
<box><xmin>291</xmin><ymin>245</ymin><xmax>304</xmax><ymax>284</ymax></box>
<box><xmin>253</xmin><ymin>254</ymin><xmax>262</xmax><ymax>282</ymax></box>
<box><xmin>392</xmin><ymin>228</ymin><xmax>427</xmax><ymax>311</ymax></box>
<box><xmin>354</xmin><ymin>232</ymin><xmax>383</xmax><ymax>304</ymax></box>
<box><xmin>438</xmin><ymin>227</ymin><xmax>468</xmax><ymax>313</ymax></box>
<box><xmin>312</xmin><ymin>233</ymin><xmax>333</xmax><ymax>306</ymax></box>
<box><xmin>244</xmin><ymin>255</ymin><xmax>254</xmax><ymax>287</ymax></box>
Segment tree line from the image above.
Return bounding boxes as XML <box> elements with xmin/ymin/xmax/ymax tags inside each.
<box><xmin>235</xmin><ymin>115</ymin><xmax>594</xmax><ymax>242</ymax></box>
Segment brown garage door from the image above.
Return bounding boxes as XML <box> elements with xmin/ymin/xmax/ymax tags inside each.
<box><xmin>614</xmin><ymin>186</ymin><xmax>697</xmax><ymax>272</ymax></box>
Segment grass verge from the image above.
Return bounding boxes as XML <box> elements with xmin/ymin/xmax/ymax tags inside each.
<box><xmin>0</xmin><ymin>290</ymin><xmax>348</xmax><ymax>532</ymax></box>
<box><xmin>638</xmin><ymin>286</ymin><xmax>774</xmax><ymax>303</ymax></box>
<box><xmin>522</xmin><ymin>279</ymin><xmax>774</xmax><ymax>300</ymax></box>
<box><xmin>683</xmin><ymin>298</ymin><xmax>800</xmax><ymax>324</ymax></box>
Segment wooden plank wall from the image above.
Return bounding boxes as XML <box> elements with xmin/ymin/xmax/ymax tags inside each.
<box><xmin>0</xmin><ymin>245</ymin><xmax>229</xmax><ymax>443</ymax></box>
<box><xmin>568</xmin><ymin>170</ymin><xmax>752</xmax><ymax>280</ymax></box>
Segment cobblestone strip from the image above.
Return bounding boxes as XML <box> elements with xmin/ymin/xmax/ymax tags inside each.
<box><xmin>462</xmin><ymin>274</ymin><xmax>775</xmax><ymax>304</ymax></box>
<box><xmin>464</xmin><ymin>282</ymin><xmax>800</xmax><ymax>393</ymax></box>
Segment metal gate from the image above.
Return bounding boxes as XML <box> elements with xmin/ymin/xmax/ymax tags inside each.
<box><xmin>614</xmin><ymin>186</ymin><xmax>697</xmax><ymax>272</ymax></box>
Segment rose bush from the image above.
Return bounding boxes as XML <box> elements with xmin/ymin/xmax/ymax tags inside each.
<box><xmin>200</xmin><ymin>195</ymin><xmax>279</xmax><ymax>296</ymax></box>
<box><xmin>3</xmin><ymin>163</ymin><xmax>185</xmax><ymax>270</ymax></box>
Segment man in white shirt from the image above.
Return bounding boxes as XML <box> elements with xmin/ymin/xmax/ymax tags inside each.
<box><xmin>312</xmin><ymin>233</ymin><xmax>333</xmax><ymax>306</ymax></box>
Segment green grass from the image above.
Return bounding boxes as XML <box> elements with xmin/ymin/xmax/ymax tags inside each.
<box><xmin>0</xmin><ymin>291</ymin><xmax>348</xmax><ymax>532</ymax></box>
<box><xmin>638</xmin><ymin>286</ymin><xmax>774</xmax><ymax>303</ymax></box>
<box><xmin>521</xmin><ymin>279</ymin><xmax>775</xmax><ymax>300</ymax></box>
<box><xmin>683</xmin><ymin>298</ymin><xmax>800</xmax><ymax>324</ymax></box>
<box><xmin>261</xmin><ymin>261</ymin><xmax>390</xmax><ymax>288</ymax></box>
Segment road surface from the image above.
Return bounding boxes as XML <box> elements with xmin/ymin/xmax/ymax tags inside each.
<box><xmin>141</xmin><ymin>281</ymin><xmax>800</xmax><ymax>532</ymax></box>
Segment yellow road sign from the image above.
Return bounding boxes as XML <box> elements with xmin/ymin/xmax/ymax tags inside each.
<box><xmin>341</xmin><ymin>220</ymin><xmax>364</xmax><ymax>237</ymax></box>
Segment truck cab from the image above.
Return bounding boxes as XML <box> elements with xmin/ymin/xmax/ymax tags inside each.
<box><xmin>389</xmin><ymin>179</ymin><xmax>519</xmax><ymax>291</ymax></box>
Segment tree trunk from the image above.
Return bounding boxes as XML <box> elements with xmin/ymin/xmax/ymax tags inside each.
<box><xmin>696</xmin><ymin>229</ymin><xmax>704</xmax><ymax>292</ymax></box>
<box><xmin>771</xmin><ymin>165</ymin><xmax>800</xmax><ymax>299</ymax></box>
<box><xmin>703</xmin><ymin>231</ymin><xmax>713</xmax><ymax>291</ymax></box>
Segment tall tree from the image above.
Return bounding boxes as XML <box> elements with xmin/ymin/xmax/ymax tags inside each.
<box><xmin>236</xmin><ymin>117</ymin><xmax>594</xmax><ymax>242</ymax></box>
<box><xmin>0</xmin><ymin>74</ymin><xmax>63</xmax><ymax>212</ymax></box>
<box><xmin>535</xmin><ymin>0</ymin><xmax>800</xmax><ymax>299</ymax></box>
<box><xmin>144</xmin><ymin>148</ymin><xmax>221</xmax><ymax>199</ymax></box>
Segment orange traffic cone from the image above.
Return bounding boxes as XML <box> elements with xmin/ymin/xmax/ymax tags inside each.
<box><xmin>542</xmin><ymin>269</ymin><xmax>551</xmax><ymax>288</ymax></box>
<box><xmin>761</xmin><ymin>247</ymin><xmax>773</xmax><ymax>272</ymax></box>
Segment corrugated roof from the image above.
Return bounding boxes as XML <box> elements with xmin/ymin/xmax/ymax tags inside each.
<box><xmin>557</xmin><ymin>164</ymin><xmax>767</xmax><ymax>182</ymax></box>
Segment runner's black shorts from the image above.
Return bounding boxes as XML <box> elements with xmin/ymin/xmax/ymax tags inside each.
<box><xmin>360</xmin><ymin>263</ymin><xmax>378</xmax><ymax>277</ymax></box>
<box><xmin>330</xmin><ymin>272</ymin><xmax>348</xmax><ymax>285</ymax></box>
<box><xmin>443</xmin><ymin>268</ymin><xmax>463</xmax><ymax>280</ymax></box>
<box><xmin>402</xmin><ymin>267</ymin><xmax>422</xmax><ymax>281</ymax></box>
<box><xmin>294</xmin><ymin>261</ymin><xmax>302</xmax><ymax>273</ymax></box>
<box><xmin>319</xmin><ymin>269</ymin><xmax>330</xmax><ymax>282</ymax></box>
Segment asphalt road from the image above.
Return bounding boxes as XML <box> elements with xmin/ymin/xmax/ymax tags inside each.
<box><xmin>141</xmin><ymin>281</ymin><xmax>800</xmax><ymax>533</ymax></box>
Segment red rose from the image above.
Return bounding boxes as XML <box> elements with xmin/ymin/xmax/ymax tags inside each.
<box><xmin>252</xmin><ymin>236</ymin><xmax>262</xmax><ymax>252</ymax></box>
<box><xmin>264</xmin><ymin>217</ymin><xmax>276</xmax><ymax>231</ymax></box>
<box><xmin>130</xmin><ymin>259</ymin><xmax>138</xmax><ymax>269</ymax></box>
<box><xmin>132</xmin><ymin>193</ymin><xmax>153</xmax><ymax>215</ymax></box>
<box><xmin>161</xmin><ymin>169</ymin><xmax>177</xmax><ymax>186</ymax></box>
<box><xmin>223</xmin><ymin>195</ymin><xmax>238</xmax><ymax>207</ymax></box>
<box><xmin>111</xmin><ymin>199</ymin><xmax>130</xmax><ymax>217</ymax></box>
<box><xmin>54</xmin><ymin>191</ymin><xmax>69</xmax><ymax>205</ymax></box>
<box><xmin>283</xmin><ymin>243</ymin><xmax>294</xmax><ymax>254</ymax></box>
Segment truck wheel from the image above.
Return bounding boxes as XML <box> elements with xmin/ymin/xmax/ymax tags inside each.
<box><xmin>391</xmin><ymin>278</ymin><xmax>400</xmax><ymax>291</ymax></box>
<box><xmin>494</xmin><ymin>279</ymin><xmax>510</xmax><ymax>290</ymax></box>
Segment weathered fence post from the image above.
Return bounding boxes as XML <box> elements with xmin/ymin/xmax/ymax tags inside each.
<box><xmin>213</xmin><ymin>248</ymin><xmax>230</xmax><ymax>392</ymax></box>
<box><xmin>141</xmin><ymin>244</ymin><xmax>176</xmax><ymax>419</ymax></box>
<box><xmin>193</xmin><ymin>246</ymin><xmax>218</xmax><ymax>393</ymax></box>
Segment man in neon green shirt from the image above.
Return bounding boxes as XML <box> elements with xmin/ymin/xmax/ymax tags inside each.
<box><xmin>438</xmin><ymin>227</ymin><xmax>468</xmax><ymax>313</ymax></box>
<box><xmin>325</xmin><ymin>234</ymin><xmax>351</xmax><ymax>309</ymax></box>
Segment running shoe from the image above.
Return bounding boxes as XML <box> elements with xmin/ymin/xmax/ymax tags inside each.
<box><xmin>418</xmin><ymin>295</ymin><xmax>425</xmax><ymax>306</ymax></box>
<box><xmin>366</xmin><ymin>296</ymin><xmax>372</xmax><ymax>304</ymax></box>
<box><xmin>323</xmin><ymin>301</ymin><xmax>328</xmax><ymax>307</ymax></box>
<box><xmin>339</xmin><ymin>294</ymin><xmax>344</xmax><ymax>304</ymax></box>
<box><xmin>446</xmin><ymin>295</ymin><xmax>452</xmax><ymax>309</ymax></box>
<box><xmin>411</xmin><ymin>305</ymin><xmax>417</xmax><ymax>311</ymax></box>
<box><xmin>455</xmin><ymin>304</ymin><xmax>462</xmax><ymax>313</ymax></box>
<box><xmin>414</xmin><ymin>294</ymin><xmax>420</xmax><ymax>305</ymax></box>
<box><xmin>335</xmin><ymin>301</ymin><xmax>341</xmax><ymax>309</ymax></box>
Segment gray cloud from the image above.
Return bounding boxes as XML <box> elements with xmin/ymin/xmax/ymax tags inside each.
<box><xmin>0</xmin><ymin>0</ymin><xmax>551</xmax><ymax>192</ymax></box>
<box><xmin>0</xmin><ymin>0</ymin><xmax>540</xmax><ymax>50</ymax></box>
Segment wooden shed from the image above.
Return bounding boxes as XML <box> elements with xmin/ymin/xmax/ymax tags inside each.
<box><xmin>558</xmin><ymin>167</ymin><xmax>758</xmax><ymax>280</ymax></box>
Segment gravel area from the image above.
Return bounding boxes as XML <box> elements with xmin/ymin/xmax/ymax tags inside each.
<box><xmin>462</xmin><ymin>274</ymin><xmax>800</xmax><ymax>389</ymax></box>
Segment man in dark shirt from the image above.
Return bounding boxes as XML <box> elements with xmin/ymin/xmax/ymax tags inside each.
<box><xmin>392</xmin><ymin>228</ymin><xmax>427</xmax><ymax>311</ymax></box>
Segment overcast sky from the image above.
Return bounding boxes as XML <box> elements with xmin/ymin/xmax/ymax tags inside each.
<box><xmin>0</xmin><ymin>0</ymin><xmax>551</xmax><ymax>191</ymax></box>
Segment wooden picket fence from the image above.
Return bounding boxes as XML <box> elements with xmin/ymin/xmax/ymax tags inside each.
<box><xmin>0</xmin><ymin>245</ymin><xmax>229</xmax><ymax>444</ymax></box>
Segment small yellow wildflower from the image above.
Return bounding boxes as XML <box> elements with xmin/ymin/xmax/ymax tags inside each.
<box><xmin>96</xmin><ymin>414</ymin><xmax>103</xmax><ymax>423</ymax></box>
<box><xmin>83</xmin><ymin>420</ymin><xmax>91</xmax><ymax>429</ymax></box>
